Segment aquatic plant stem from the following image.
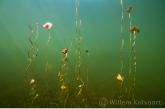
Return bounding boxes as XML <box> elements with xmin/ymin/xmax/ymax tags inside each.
<box><xmin>74</xmin><ymin>0</ymin><xmax>85</xmax><ymax>107</ymax></box>
<box><xmin>58</xmin><ymin>52</ymin><xmax>69</xmax><ymax>107</ymax></box>
<box><xmin>33</xmin><ymin>23</ymin><xmax>39</xmax><ymax>81</ymax></box>
<box><xmin>45</xmin><ymin>29</ymin><xmax>51</xmax><ymax>87</ymax></box>
<box><xmin>119</xmin><ymin>0</ymin><xmax>124</xmax><ymax>98</ymax></box>
<box><xmin>120</xmin><ymin>0</ymin><xmax>124</xmax><ymax>75</ymax></box>
<box><xmin>44</xmin><ymin>29</ymin><xmax>51</xmax><ymax>107</ymax></box>
<box><xmin>132</xmin><ymin>31</ymin><xmax>137</xmax><ymax>103</ymax></box>
<box><xmin>24</xmin><ymin>22</ymin><xmax>34</xmax><ymax>107</ymax></box>
<box><xmin>128</xmin><ymin>13</ymin><xmax>132</xmax><ymax>100</ymax></box>
<box><xmin>29</xmin><ymin>23</ymin><xmax>39</xmax><ymax>107</ymax></box>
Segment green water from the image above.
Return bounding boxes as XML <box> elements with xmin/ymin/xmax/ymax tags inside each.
<box><xmin>0</xmin><ymin>0</ymin><xmax>165</xmax><ymax>108</ymax></box>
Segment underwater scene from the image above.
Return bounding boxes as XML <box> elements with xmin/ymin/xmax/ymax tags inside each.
<box><xmin>0</xmin><ymin>0</ymin><xmax>165</xmax><ymax>108</ymax></box>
